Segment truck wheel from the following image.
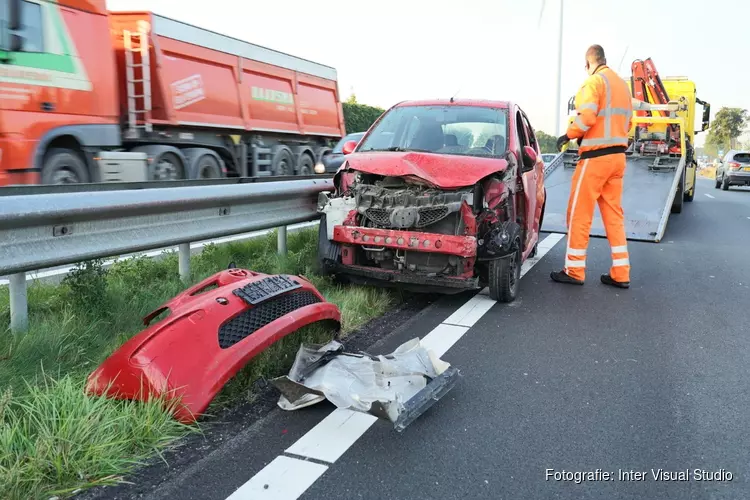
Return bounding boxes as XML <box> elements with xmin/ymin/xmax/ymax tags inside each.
<box><xmin>671</xmin><ymin>170</ymin><xmax>685</xmax><ymax>214</ymax></box>
<box><xmin>297</xmin><ymin>152</ymin><xmax>314</xmax><ymax>176</ymax></box>
<box><xmin>684</xmin><ymin>164</ymin><xmax>696</xmax><ymax>202</ymax></box>
<box><xmin>488</xmin><ymin>238</ymin><xmax>521</xmax><ymax>303</ymax></box>
<box><xmin>150</xmin><ymin>152</ymin><xmax>184</xmax><ymax>181</ymax></box>
<box><xmin>41</xmin><ymin>148</ymin><xmax>90</xmax><ymax>184</ymax></box>
<box><xmin>192</xmin><ymin>154</ymin><xmax>223</xmax><ymax>179</ymax></box>
<box><xmin>271</xmin><ymin>148</ymin><xmax>294</xmax><ymax>176</ymax></box>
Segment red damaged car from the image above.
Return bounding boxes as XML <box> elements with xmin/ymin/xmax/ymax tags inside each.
<box><xmin>317</xmin><ymin>99</ymin><xmax>546</xmax><ymax>302</ymax></box>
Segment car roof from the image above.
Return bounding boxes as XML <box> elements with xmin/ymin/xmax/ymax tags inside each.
<box><xmin>394</xmin><ymin>99</ymin><xmax>512</xmax><ymax>109</ymax></box>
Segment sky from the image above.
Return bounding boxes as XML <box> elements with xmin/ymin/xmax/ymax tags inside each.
<box><xmin>105</xmin><ymin>0</ymin><xmax>749</xmax><ymax>148</ymax></box>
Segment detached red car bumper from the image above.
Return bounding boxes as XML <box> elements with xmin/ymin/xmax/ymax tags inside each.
<box><xmin>86</xmin><ymin>269</ymin><xmax>341</xmax><ymax>423</ymax></box>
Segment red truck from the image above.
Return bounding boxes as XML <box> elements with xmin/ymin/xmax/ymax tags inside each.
<box><xmin>317</xmin><ymin>99</ymin><xmax>547</xmax><ymax>302</ymax></box>
<box><xmin>0</xmin><ymin>0</ymin><xmax>345</xmax><ymax>186</ymax></box>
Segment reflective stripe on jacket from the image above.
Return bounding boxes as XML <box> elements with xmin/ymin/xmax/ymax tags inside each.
<box><xmin>566</xmin><ymin>65</ymin><xmax>633</xmax><ymax>154</ymax></box>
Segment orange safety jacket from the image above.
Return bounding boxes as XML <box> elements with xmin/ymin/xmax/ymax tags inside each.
<box><xmin>566</xmin><ymin>65</ymin><xmax>633</xmax><ymax>159</ymax></box>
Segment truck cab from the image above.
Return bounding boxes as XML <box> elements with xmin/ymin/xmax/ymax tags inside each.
<box><xmin>0</xmin><ymin>0</ymin><xmax>121</xmax><ymax>185</ymax></box>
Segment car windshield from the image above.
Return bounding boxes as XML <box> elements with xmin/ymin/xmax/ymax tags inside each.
<box><xmin>332</xmin><ymin>133</ymin><xmax>365</xmax><ymax>154</ymax></box>
<box><xmin>357</xmin><ymin>105</ymin><xmax>509</xmax><ymax>158</ymax></box>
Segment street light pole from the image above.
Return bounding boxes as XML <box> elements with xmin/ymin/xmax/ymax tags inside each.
<box><xmin>554</xmin><ymin>0</ymin><xmax>564</xmax><ymax>136</ymax></box>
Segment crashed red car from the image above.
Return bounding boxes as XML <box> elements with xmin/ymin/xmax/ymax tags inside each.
<box><xmin>317</xmin><ymin>99</ymin><xmax>547</xmax><ymax>302</ymax></box>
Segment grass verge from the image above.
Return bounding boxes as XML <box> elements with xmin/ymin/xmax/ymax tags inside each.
<box><xmin>0</xmin><ymin>227</ymin><xmax>399</xmax><ymax>499</ymax></box>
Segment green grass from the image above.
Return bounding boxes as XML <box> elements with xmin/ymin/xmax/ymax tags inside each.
<box><xmin>0</xmin><ymin>227</ymin><xmax>399</xmax><ymax>499</ymax></box>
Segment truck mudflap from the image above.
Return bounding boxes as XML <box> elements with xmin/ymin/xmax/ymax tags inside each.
<box><xmin>541</xmin><ymin>151</ymin><xmax>686</xmax><ymax>243</ymax></box>
<box><xmin>270</xmin><ymin>338</ymin><xmax>461</xmax><ymax>432</ymax></box>
<box><xmin>85</xmin><ymin>268</ymin><xmax>341</xmax><ymax>423</ymax></box>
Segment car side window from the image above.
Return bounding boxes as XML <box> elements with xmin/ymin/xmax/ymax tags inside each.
<box><xmin>516</xmin><ymin>111</ymin><xmax>529</xmax><ymax>151</ymax></box>
<box><xmin>521</xmin><ymin>113</ymin><xmax>538</xmax><ymax>153</ymax></box>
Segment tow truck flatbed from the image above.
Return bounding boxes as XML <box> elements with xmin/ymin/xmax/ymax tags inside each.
<box><xmin>541</xmin><ymin>149</ymin><xmax>686</xmax><ymax>243</ymax></box>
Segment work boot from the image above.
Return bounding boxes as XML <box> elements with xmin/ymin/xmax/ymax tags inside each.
<box><xmin>550</xmin><ymin>270</ymin><xmax>584</xmax><ymax>285</ymax></box>
<box><xmin>600</xmin><ymin>274</ymin><xmax>629</xmax><ymax>289</ymax></box>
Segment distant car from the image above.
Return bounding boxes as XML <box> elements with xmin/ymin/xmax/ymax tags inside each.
<box><xmin>315</xmin><ymin>132</ymin><xmax>366</xmax><ymax>173</ymax></box>
<box><xmin>541</xmin><ymin>153</ymin><xmax>557</xmax><ymax>164</ymax></box>
<box><xmin>715</xmin><ymin>150</ymin><xmax>750</xmax><ymax>190</ymax></box>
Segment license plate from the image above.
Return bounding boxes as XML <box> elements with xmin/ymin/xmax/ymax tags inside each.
<box><xmin>743</xmin><ymin>167</ymin><xmax>750</xmax><ymax>172</ymax></box>
<box><xmin>233</xmin><ymin>275</ymin><xmax>301</xmax><ymax>305</ymax></box>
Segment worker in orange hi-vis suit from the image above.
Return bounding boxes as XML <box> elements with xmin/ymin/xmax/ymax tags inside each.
<box><xmin>551</xmin><ymin>44</ymin><xmax>633</xmax><ymax>289</ymax></box>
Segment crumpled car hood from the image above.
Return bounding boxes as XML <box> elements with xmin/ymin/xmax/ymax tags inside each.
<box><xmin>342</xmin><ymin>151</ymin><xmax>508</xmax><ymax>188</ymax></box>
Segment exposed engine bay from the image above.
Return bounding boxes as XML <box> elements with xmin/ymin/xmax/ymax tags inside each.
<box><xmin>318</xmin><ymin>170</ymin><xmax>523</xmax><ymax>284</ymax></box>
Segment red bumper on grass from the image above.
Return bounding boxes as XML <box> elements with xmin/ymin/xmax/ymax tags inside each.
<box><xmin>85</xmin><ymin>269</ymin><xmax>341</xmax><ymax>423</ymax></box>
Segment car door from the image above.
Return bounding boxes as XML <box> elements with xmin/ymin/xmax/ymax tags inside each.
<box><xmin>521</xmin><ymin>111</ymin><xmax>545</xmax><ymax>237</ymax></box>
<box><xmin>514</xmin><ymin>108</ymin><xmax>537</xmax><ymax>254</ymax></box>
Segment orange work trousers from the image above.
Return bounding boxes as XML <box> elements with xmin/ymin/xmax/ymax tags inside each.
<box><xmin>564</xmin><ymin>153</ymin><xmax>630</xmax><ymax>282</ymax></box>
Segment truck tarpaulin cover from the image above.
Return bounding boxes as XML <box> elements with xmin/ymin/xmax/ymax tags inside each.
<box><xmin>270</xmin><ymin>338</ymin><xmax>461</xmax><ymax>431</ymax></box>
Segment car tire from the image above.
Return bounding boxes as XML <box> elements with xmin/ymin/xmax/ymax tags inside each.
<box><xmin>721</xmin><ymin>175</ymin><xmax>730</xmax><ymax>191</ymax></box>
<box><xmin>317</xmin><ymin>214</ymin><xmax>341</xmax><ymax>275</ymax></box>
<box><xmin>714</xmin><ymin>174</ymin><xmax>721</xmax><ymax>189</ymax></box>
<box><xmin>488</xmin><ymin>238</ymin><xmax>521</xmax><ymax>303</ymax></box>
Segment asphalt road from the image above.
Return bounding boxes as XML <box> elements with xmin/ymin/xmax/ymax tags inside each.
<box><xmin>86</xmin><ymin>177</ymin><xmax>750</xmax><ymax>500</ymax></box>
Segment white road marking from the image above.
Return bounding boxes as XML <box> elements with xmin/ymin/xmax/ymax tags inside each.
<box><xmin>285</xmin><ymin>409</ymin><xmax>378</xmax><ymax>464</ymax></box>
<box><xmin>225</xmin><ymin>456</ymin><xmax>327</xmax><ymax>500</ymax></box>
<box><xmin>704</xmin><ymin>193</ymin><xmax>715</xmax><ymax>199</ymax></box>
<box><xmin>443</xmin><ymin>295</ymin><xmax>496</xmax><ymax>327</ymax></box>
<box><xmin>420</xmin><ymin>323</ymin><xmax>471</xmax><ymax>356</ymax></box>
<box><xmin>0</xmin><ymin>221</ymin><xmax>319</xmax><ymax>286</ymax></box>
<box><xmin>224</xmin><ymin>231</ymin><xmax>566</xmax><ymax>500</ymax></box>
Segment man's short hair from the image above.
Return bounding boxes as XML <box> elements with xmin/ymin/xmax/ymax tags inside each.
<box><xmin>586</xmin><ymin>45</ymin><xmax>606</xmax><ymax>64</ymax></box>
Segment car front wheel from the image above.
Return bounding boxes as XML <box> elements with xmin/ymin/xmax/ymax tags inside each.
<box><xmin>488</xmin><ymin>238</ymin><xmax>521</xmax><ymax>303</ymax></box>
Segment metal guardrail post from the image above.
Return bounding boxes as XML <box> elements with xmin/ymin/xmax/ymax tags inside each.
<box><xmin>9</xmin><ymin>273</ymin><xmax>28</xmax><ymax>333</ymax></box>
<box><xmin>278</xmin><ymin>226</ymin><xmax>287</xmax><ymax>255</ymax></box>
<box><xmin>178</xmin><ymin>243</ymin><xmax>191</xmax><ymax>282</ymax></box>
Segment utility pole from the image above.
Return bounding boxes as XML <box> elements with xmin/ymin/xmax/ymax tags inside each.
<box><xmin>554</xmin><ymin>0</ymin><xmax>564</xmax><ymax>136</ymax></box>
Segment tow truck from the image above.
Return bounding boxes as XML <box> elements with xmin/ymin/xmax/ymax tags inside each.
<box><xmin>543</xmin><ymin>58</ymin><xmax>710</xmax><ymax>242</ymax></box>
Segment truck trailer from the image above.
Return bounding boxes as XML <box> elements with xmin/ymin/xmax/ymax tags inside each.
<box><xmin>0</xmin><ymin>0</ymin><xmax>346</xmax><ymax>186</ymax></box>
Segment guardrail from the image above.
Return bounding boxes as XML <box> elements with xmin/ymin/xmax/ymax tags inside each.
<box><xmin>0</xmin><ymin>173</ymin><xmax>334</xmax><ymax>196</ymax></box>
<box><xmin>0</xmin><ymin>178</ymin><xmax>334</xmax><ymax>332</ymax></box>
<box><xmin>543</xmin><ymin>152</ymin><xmax>565</xmax><ymax>177</ymax></box>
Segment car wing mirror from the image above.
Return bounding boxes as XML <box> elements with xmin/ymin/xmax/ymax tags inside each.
<box><xmin>342</xmin><ymin>140</ymin><xmax>358</xmax><ymax>155</ymax></box>
<box><xmin>522</xmin><ymin>146</ymin><xmax>538</xmax><ymax>171</ymax></box>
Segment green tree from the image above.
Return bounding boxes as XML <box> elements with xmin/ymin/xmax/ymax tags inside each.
<box><xmin>342</xmin><ymin>101</ymin><xmax>385</xmax><ymax>133</ymax></box>
<box><xmin>706</xmin><ymin>107</ymin><xmax>749</xmax><ymax>150</ymax></box>
<box><xmin>536</xmin><ymin>130</ymin><xmax>558</xmax><ymax>154</ymax></box>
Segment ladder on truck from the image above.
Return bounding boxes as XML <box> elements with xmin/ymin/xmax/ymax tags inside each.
<box><xmin>123</xmin><ymin>25</ymin><xmax>152</xmax><ymax>138</ymax></box>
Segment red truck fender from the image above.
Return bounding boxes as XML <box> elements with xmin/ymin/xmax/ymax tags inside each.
<box><xmin>85</xmin><ymin>268</ymin><xmax>341</xmax><ymax>423</ymax></box>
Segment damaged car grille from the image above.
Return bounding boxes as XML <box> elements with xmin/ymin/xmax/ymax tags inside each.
<box><xmin>356</xmin><ymin>183</ymin><xmax>472</xmax><ymax>230</ymax></box>
<box><xmin>364</xmin><ymin>206</ymin><xmax>451</xmax><ymax>229</ymax></box>
<box><xmin>217</xmin><ymin>291</ymin><xmax>321</xmax><ymax>349</ymax></box>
